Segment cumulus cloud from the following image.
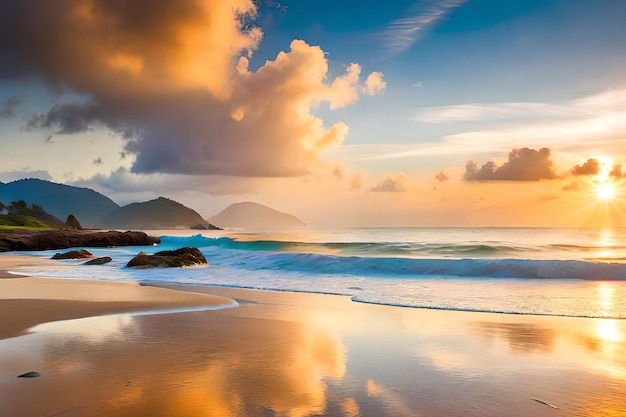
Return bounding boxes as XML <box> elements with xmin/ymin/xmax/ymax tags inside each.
<box><xmin>571</xmin><ymin>158</ymin><xmax>600</xmax><ymax>176</ymax></box>
<box><xmin>0</xmin><ymin>0</ymin><xmax>384</xmax><ymax>178</ymax></box>
<box><xmin>571</xmin><ymin>158</ymin><xmax>623</xmax><ymax>178</ymax></box>
<box><xmin>371</xmin><ymin>173</ymin><xmax>410</xmax><ymax>192</ymax></box>
<box><xmin>1</xmin><ymin>96</ymin><xmax>22</xmax><ymax>117</ymax></box>
<box><xmin>464</xmin><ymin>147</ymin><xmax>558</xmax><ymax>181</ymax></box>
<box><xmin>610</xmin><ymin>164</ymin><xmax>622</xmax><ymax>178</ymax></box>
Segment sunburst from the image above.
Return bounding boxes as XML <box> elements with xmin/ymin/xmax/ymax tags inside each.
<box><xmin>596</xmin><ymin>182</ymin><xmax>616</xmax><ymax>201</ymax></box>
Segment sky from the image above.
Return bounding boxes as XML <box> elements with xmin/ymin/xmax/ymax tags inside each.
<box><xmin>1</xmin><ymin>0</ymin><xmax>626</xmax><ymax>227</ymax></box>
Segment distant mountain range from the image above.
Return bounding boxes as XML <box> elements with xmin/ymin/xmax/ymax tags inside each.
<box><xmin>96</xmin><ymin>197</ymin><xmax>219</xmax><ymax>230</ymax></box>
<box><xmin>0</xmin><ymin>178</ymin><xmax>118</xmax><ymax>227</ymax></box>
<box><xmin>208</xmin><ymin>201</ymin><xmax>306</xmax><ymax>228</ymax></box>
<box><xmin>0</xmin><ymin>179</ymin><xmax>304</xmax><ymax>230</ymax></box>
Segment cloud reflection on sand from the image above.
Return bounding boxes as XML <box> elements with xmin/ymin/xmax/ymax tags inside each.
<box><xmin>2</xmin><ymin>288</ymin><xmax>626</xmax><ymax>416</ymax></box>
<box><xmin>0</xmin><ymin>309</ymin><xmax>346</xmax><ymax>417</ymax></box>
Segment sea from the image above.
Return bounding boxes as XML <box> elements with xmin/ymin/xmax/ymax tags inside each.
<box><xmin>8</xmin><ymin>227</ymin><xmax>626</xmax><ymax>319</ymax></box>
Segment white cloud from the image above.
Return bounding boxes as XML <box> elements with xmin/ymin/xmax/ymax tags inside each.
<box><xmin>0</xmin><ymin>170</ymin><xmax>53</xmax><ymax>183</ymax></box>
<box><xmin>380</xmin><ymin>0</ymin><xmax>467</xmax><ymax>55</ymax></box>
<box><xmin>329</xmin><ymin>88</ymin><xmax>626</xmax><ymax>165</ymax></box>
<box><xmin>412</xmin><ymin>102</ymin><xmax>586</xmax><ymax>123</ymax></box>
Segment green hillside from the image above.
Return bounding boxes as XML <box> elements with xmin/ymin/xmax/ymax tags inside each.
<box><xmin>0</xmin><ymin>200</ymin><xmax>66</xmax><ymax>229</ymax></box>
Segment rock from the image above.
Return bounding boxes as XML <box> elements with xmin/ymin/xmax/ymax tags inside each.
<box><xmin>83</xmin><ymin>256</ymin><xmax>112</xmax><ymax>265</ymax></box>
<box><xmin>65</xmin><ymin>214</ymin><xmax>83</xmax><ymax>230</ymax></box>
<box><xmin>0</xmin><ymin>230</ymin><xmax>160</xmax><ymax>252</ymax></box>
<box><xmin>52</xmin><ymin>249</ymin><xmax>93</xmax><ymax>259</ymax></box>
<box><xmin>190</xmin><ymin>223</ymin><xmax>221</xmax><ymax>230</ymax></box>
<box><xmin>126</xmin><ymin>247</ymin><xmax>207</xmax><ymax>268</ymax></box>
<box><xmin>17</xmin><ymin>371</ymin><xmax>40</xmax><ymax>378</ymax></box>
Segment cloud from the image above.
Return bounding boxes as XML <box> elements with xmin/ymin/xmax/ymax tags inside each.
<box><xmin>93</xmin><ymin>158</ymin><xmax>103</xmax><ymax>165</ymax></box>
<box><xmin>435</xmin><ymin>170</ymin><xmax>449</xmax><ymax>182</ymax></box>
<box><xmin>0</xmin><ymin>169</ymin><xmax>53</xmax><ymax>183</ymax></box>
<box><xmin>571</xmin><ymin>158</ymin><xmax>623</xmax><ymax>178</ymax></box>
<box><xmin>380</xmin><ymin>0</ymin><xmax>467</xmax><ymax>55</ymax></box>
<box><xmin>327</xmin><ymin>88</ymin><xmax>626</xmax><ymax>166</ymax></box>
<box><xmin>371</xmin><ymin>173</ymin><xmax>410</xmax><ymax>192</ymax></box>
<box><xmin>1</xmin><ymin>96</ymin><xmax>22</xmax><ymax>117</ymax></box>
<box><xmin>413</xmin><ymin>102</ymin><xmax>584</xmax><ymax>124</ymax></box>
<box><xmin>464</xmin><ymin>147</ymin><xmax>559</xmax><ymax>181</ymax></box>
<box><xmin>562</xmin><ymin>181</ymin><xmax>580</xmax><ymax>191</ymax></box>
<box><xmin>610</xmin><ymin>164</ymin><xmax>622</xmax><ymax>178</ymax></box>
<box><xmin>350</xmin><ymin>170</ymin><xmax>365</xmax><ymax>190</ymax></box>
<box><xmin>0</xmin><ymin>0</ymin><xmax>384</xmax><ymax>178</ymax></box>
<box><xmin>571</xmin><ymin>158</ymin><xmax>600</xmax><ymax>176</ymax></box>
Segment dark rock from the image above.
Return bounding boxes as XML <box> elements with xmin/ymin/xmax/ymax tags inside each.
<box><xmin>17</xmin><ymin>371</ymin><xmax>40</xmax><ymax>378</ymax></box>
<box><xmin>191</xmin><ymin>223</ymin><xmax>222</xmax><ymax>230</ymax></box>
<box><xmin>126</xmin><ymin>247</ymin><xmax>207</xmax><ymax>268</ymax></box>
<box><xmin>65</xmin><ymin>214</ymin><xmax>83</xmax><ymax>230</ymax></box>
<box><xmin>83</xmin><ymin>256</ymin><xmax>112</xmax><ymax>265</ymax></box>
<box><xmin>0</xmin><ymin>229</ymin><xmax>160</xmax><ymax>252</ymax></box>
<box><xmin>52</xmin><ymin>249</ymin><xmax>93</xmax><ymax>260</ymax></box>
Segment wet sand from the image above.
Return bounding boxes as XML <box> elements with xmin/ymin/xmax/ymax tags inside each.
<box><xmin>1</xmin><ymin>255</ymin><xmax>626</xmax><ymax>416</ymax></box>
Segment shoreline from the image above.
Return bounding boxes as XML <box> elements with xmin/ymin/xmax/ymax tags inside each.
<box><xmin>2</xmin><ymin>254</ymin><xmax>626</xmax><ymax>416</ymax></box>
<box><xmin>0</xmin><ymin>254</ymin><xmax>236</xmax><ymax>340</ymax></box>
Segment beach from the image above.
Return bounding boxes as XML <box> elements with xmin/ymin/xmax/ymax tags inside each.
<box><xmin>1</xmin><ymin>254</ymin><xmax>626</xmax><ymax>416</ymax></box>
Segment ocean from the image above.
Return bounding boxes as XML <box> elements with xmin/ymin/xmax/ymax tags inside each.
<box><xmin>9</xmin><ymin>227</ymin><xmax>626</xmax><ymax>319</ymax></box>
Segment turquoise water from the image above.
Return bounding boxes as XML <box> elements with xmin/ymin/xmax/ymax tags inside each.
<box><xmin>9</xmin><ymin>227</ymin><xmax>626</xmax><ymax>318</ymax></box>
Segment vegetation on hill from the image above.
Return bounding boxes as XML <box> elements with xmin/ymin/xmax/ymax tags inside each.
<box><xmin>0</xmin><ymin>200</ymin><xmax>66</xmax><ymax>229</ymax></box>
<box><xmin>96</xmin><ymin>197</ymin><xmax>220</xmax><ymax>230</ymax></box>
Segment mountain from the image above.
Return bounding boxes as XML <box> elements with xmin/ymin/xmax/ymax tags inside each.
<box><xmin>208</xmin><ymin>202</ymin><xmax>306</xmax><ymax>229</ymax></box>
<box><xmin>96</xmin><ymin>197</ymin><xmax>219</xmax><ymax>230</ymax></box>
<box><xmin>0</xmin><ymin>178</ymin><xmax>119</xmax><ymax>227</ymax></box>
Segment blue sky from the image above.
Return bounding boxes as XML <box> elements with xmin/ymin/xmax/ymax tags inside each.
<box><xmin>1</xmin><ymin>0</ymin><xmax>625</xmax><ymax>226</ymax></box>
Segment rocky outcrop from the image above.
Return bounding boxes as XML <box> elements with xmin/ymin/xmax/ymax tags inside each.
<box><xmin>126</xmin><ymin>247</ymin><xmax>207</xmax><ymax>268</ymax></box>
<box><xmin>0</xmin><ymin>230</ymin><xmax>160</xmax><ymax>252</ymax></box>
<box><xmin>83</xmin><ymin>256</ymin><xmax>113</xmax><ymax>265</ymax></box>
<box><xmin>65</xmin><ymin>215</ymin><xmax>83</xmax><ymax>230</ymax></box>
<box><xmin>51</xmin><ymin>249</ymin><xmax>93</xmax><ymax>259</ymax></box>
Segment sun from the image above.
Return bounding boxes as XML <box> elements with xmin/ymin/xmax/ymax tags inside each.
<box><xmin>596</xmin><ymin>183</ymin><xmax>615</xmax><ymax>201</ymax></box>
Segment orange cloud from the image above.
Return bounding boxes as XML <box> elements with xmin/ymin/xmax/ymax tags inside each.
<box><xmin>572</xmin><ymin>158</ymin><xmax>601</xmax><ymax>176</ymax></box>
<box><xmin>435</xmin><ymin>170</ymin><xmax>450</xmax><ymax>182</ymax></box>
<box><xmin>0</xmin><ymin>0</ymin><xmax>384</xmax><ymax>177</ymax></box>
<box><xmin>371</xmin><ymin>173</ymin><xmax>410</xmax><ymax>192</ymax></box>
<box><xmin>464</xmin><ymin>147</ymin><xmax>558</xmax><ymax>181</ymax></box>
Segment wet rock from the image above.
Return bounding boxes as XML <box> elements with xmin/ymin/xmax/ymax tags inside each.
<box><xmin>0</xmin><ymin>230</ymin><xmax>160</xmax><ymax>252</ymax></box>
<box><xmin>83</xmin><ymin>256</ymin><xmax>112</xmax><ymax>265</ymax></box>
<box><xmin>52</xmin><ymin>249</ymin><xmax>93</xmax><ymax>259</ymax></box>
<box><xmin>126</xmin><ymin>247</ymin><xmax>207</xmax><ymax>268</ymax></box>
<box><xmin>17</xmin><ymin>371</ymin><xmax>40</xmax><ymax>378</ymax></box>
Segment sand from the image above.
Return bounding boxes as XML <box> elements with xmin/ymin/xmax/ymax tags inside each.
<box><xmin>1</xmin><ymin>254</ymin><xmax>626</xmax><ymax>416</ymax></box>
<box><xmin>0</xmin><ymin>255</ymin><xmax>236</xmax><ymax>339</ymax></box>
